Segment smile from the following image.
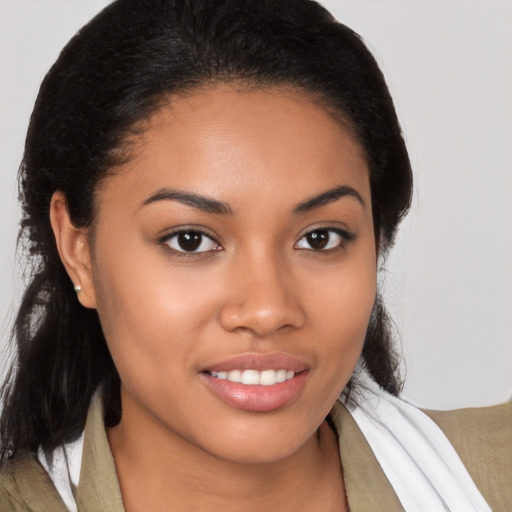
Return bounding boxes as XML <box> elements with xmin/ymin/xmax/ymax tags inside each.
<box><xmin>208</xmin><ymin>369</ymin><xmax>296</xmax><ymax>386</ymax></box>
<box><xmin>201</xmin><ymin>352</ymin><xmax>310</xmax><ymax>412</ymax></box>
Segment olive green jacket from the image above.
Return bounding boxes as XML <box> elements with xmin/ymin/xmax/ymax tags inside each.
<box><xmin>1</xmin><ymin>396</ymin><xmax>511</xmax><ymax>511</ymax></box>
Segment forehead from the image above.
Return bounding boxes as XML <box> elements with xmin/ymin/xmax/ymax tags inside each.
<box><xmin>96</xmin><ymin>86</ymin><xmax>370</xmax><ymax>212</ymax></box>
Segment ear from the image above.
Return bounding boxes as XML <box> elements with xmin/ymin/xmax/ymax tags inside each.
<box><xmin>49</xmin><ymin>191</ymin><xmax>97</xmax><ymax>309</ymax></box>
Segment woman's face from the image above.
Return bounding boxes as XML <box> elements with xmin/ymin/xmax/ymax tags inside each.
<box><xmin>87</xmin><ymin>86</ymin><xmax>376</xmax><ymax>463</ymax></box>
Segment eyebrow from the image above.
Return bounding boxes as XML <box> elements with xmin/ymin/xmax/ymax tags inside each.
<box><xmin>293</xmin><ymin>185</ymin><xmax>365</xmax><ymax>214</ymax></box>
<box><xmin>141</xmin><ymin>188</ymin><xmax>234</xmax><ymax>215</ymax></box>
<box><xmin>141</xmin><ymin>184</ymin><xmax>364</xmax><ymax>216</ymax></box>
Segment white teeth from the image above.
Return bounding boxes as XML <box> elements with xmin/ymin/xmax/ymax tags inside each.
<box><xmin>241</xmin><ymin>369</ymin><xmax>260</xmax><ymax>385</ymax></box>
<box><xmin>227</xmin><ymin>370</ymin><xmax>242</xmax><ymax>382</ymax></box>
<box><xmin>259</xmin><ymin>369</ymin><xmax>276</xmax><ymax>386</ymax></box>
<box><xmin>275</xmin><ymin>369</ymin><xmax>287</xmax><ymax>383</ymax></box>
<box><xmin>209</xmin><ymin>369</ymin><xmax>296</xmax><ymax>385</ymax></box>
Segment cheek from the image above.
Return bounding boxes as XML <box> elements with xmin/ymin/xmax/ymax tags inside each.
<box><xmin>91</xmin><ymin>239</ymin><xmax>219</xmax><ymax>383</ymax></box>
<box><xmin>306</xmin><ymin>246</ymin><xmax>377</xmax><ymax>375</ymax></box>
<box><xmin>322</xmin><ymin>278</ymin><xmax>375</xmax><ymax>363</ymax></box>
<box><xmin>306</xmin><ymin>237</ymin><xmax>376</xmax><ymax>325</ymax></box>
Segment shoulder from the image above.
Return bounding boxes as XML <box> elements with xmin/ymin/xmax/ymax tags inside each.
<box><xmin>424</xmin><ymin>400</ymin><xmax>512</xmax><ymax>511</ymax></box>
<box><xmin>0</xmin><ymin>453</ymin><xmax>68</xmax><ymax>512</ymax></box>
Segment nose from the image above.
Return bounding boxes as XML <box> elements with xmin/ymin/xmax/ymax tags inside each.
<box><xmin>218</xmin><ymin>250</ymin><xmax>306</xmax><ymax>338</ymax></box>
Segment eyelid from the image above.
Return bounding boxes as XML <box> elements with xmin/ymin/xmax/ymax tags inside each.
<box><xmin>294</xmin><ymin>226</ymin><xmax>355</xmax><ymax>251</ymax></box>
<box><xmin>158</xmin><ymin>227</ymin><xmax>223</xmax><ymax>255</ymax></box>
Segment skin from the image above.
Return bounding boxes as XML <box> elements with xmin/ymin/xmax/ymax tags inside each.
<box><xmin>50</xmin><ymin>86</ymin><xmax>377</xmax><ymax>511</ymax></box>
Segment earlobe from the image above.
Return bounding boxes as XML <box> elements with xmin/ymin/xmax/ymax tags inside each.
<box><xmin>49</xmin><ymin>191</ymin><xmax>97</xmax><ymax>309</ymax></box>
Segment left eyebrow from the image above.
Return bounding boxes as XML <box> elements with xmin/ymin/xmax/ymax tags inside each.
<box><xmin>293</xmin><ymin>185</ymin><xmax>365</xmax><ymax>214</ymax></box>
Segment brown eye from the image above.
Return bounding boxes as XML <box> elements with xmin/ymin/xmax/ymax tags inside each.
<box><xmin>162</xmin><ymin>230</ymin><xmax>219</xmax><ymax>253</ymax></box>
<box><xmin>306</xmin><ymin>230</ymin><xmax>330</xmax><ymax>250</ymax></box>
<box><xmin>178</xmin><ymin>232</ymin><xmax>201</xmax><ymax>251</ymax></box>
<box><xmin>295</xmin><ymin>228</ymin><xmax>351</xmax><ymax>251</ymax></box>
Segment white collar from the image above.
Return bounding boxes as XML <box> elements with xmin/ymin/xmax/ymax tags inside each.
<box><xmin>37</xmin><ymin>431</ymin><xmax>83</xmax><ymax>512</ymax></box>
<box><xmin>340</xmin><ymin>371</ymin><xmax>491</xmax><ymax>511</ymax></box>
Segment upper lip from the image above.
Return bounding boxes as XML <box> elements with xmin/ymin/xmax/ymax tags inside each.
<box><xmin>202</xmin><ymin>352</ymin><xmax>309</xmax><ymax>373</ymax></box>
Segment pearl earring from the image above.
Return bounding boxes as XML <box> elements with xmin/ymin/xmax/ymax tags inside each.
<box><xmin>74</xmin><ymin>284</ymin><xmax>82</xmax><ymax>294</ymax></box>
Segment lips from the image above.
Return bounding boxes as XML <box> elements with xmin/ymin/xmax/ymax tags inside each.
<box><xmin>203</xmin><ymin>352</ymin><xmax>308</xmax><ymax>373</ymax></box>
<box><xmin>200</xmin><ymin>352</ymin><xmax>310</xmax><ymax>412</ymax></box>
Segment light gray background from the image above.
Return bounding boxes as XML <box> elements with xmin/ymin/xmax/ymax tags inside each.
<box><xmin>1</xmin><ymin>0</ymin><xmax>511</xmax><ymax>409</ymax></box>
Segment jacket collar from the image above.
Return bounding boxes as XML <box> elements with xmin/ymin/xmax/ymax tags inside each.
<box><xmin>74</xmin><ymin>394</ymin><xmax>401</xmax><ymax>511</ymax></box>
<box><xmin>75</xmin><ymin>392</ymin><xmax>125</xmax><ymax>511</ymax></box>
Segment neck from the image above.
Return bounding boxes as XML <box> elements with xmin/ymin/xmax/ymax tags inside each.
<box><xmin>107</xmin><ymin>394</ymin><xmax>347</xmax><ymax>511</ymax></box>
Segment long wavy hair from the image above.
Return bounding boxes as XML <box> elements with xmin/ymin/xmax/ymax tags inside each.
<box><xmin>0</xmin><ymin>0</ymin><xmax>412</xmax><ymax>462</ymax></box>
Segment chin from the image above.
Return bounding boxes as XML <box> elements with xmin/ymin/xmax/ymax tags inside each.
<box><xmin>192</xmin><ymin>414</ymin><xmax>319</xmax><ymax>466</ymax></box>
<box><xmin>208</xmin><ymin>441</ymin><xmax>306</xmax><ymax>465</ymax></box>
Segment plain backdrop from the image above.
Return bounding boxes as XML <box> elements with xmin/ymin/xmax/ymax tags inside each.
<box><xmin>1</xmin><ymin>0</ymin><xmax>511</xmax><ymax>410</ymax></box>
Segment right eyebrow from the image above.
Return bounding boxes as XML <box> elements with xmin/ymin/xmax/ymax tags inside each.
<box><xmin>140</xmin><ymin>188</ymin><xmax>234</xmax><ymax>215</ymax></box>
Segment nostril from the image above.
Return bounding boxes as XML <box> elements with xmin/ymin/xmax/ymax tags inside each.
<box><xmin>218</xmin><ymin>299</ymin><xmax>306</xmax><ymax>337</ymax></box>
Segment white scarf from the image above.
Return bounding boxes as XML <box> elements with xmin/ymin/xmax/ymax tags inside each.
<box><xmin>39</xmin><ymin>381</ymin><xmax>491</xmax><ymax>512</ymax></box>
<box><xmin>340</xmin><ymin>372</ymin><xmax>491</xmax><ymax>511</ymax></box>
<box><xmin>38</xmin><ymin>432</ymin><xmax>83</xmax><ymax>512</ymax></box>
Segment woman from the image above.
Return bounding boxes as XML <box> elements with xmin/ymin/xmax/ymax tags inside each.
<box><xmin>0</xmin><ymin>0</ymin><xmax>509</xmax><ymax>510</ymax></box>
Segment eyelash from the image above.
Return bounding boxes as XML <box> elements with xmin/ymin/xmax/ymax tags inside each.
<box><xmin>295</xmin><ymin>227</ymin><xmax>355</xmax><ymax>252</ymax></box>
<box><xmin>158</xmin><ymin>226</ymin><xmax>355</xmax><ymax>256</ymax></box>
<box><xmin>159</xmin><ymin>228</ymin><xmax>221</xmax><ymax>257</ymax></box>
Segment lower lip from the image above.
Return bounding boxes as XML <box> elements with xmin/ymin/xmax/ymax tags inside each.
<box><xmin>201</xmin><ymin>372</ymin><xmax>309</xmax><ymax>412</ymax></box>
